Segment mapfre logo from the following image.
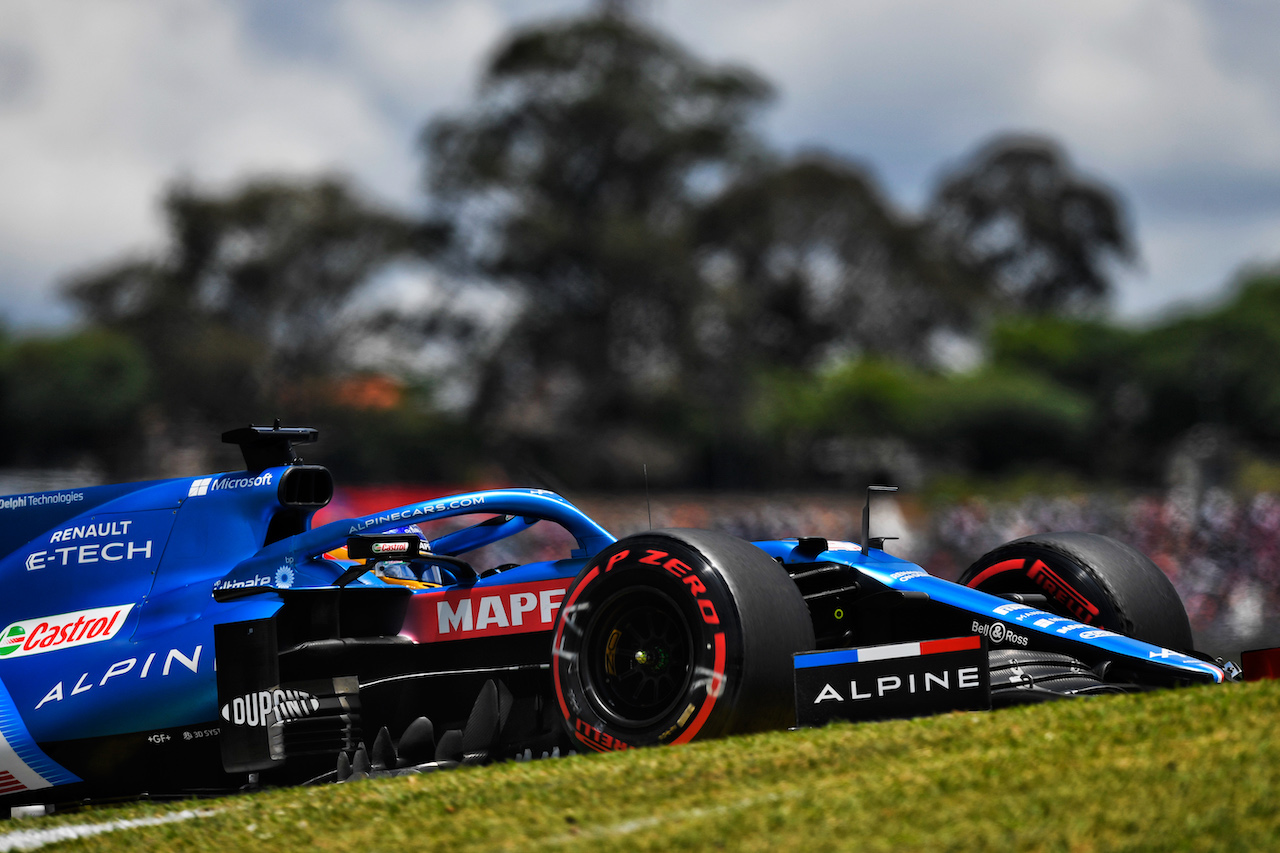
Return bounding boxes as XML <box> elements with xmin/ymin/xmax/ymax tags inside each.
<box><xmin>403</xmin><ymin>578</ymin><xmax>568</xmax><ymax>642</ymax></box>
<box><xmin>0</xmin><ymin>604</ymin><xmax>134</xmax><ymax>660</ymax></box>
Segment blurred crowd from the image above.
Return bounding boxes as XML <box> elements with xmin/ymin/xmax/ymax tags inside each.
<box><xmin>578</xmin><ymin>488</ymin><xmax>1280</xmax><ymax>659</ymax></box>
<box><xmin>922</xmin><ymin>489</ymin><xmax>1280</xmax><ymax>657</ymax></box>
<box><xmin>314</xmin><ymin>484</ymin><xmax>1280</xmax><ymax>660</ymax></box>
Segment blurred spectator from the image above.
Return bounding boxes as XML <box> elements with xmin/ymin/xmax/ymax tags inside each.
<box><xmin>324</xmin><ymin>483</ymin><xmax>1278</xmax><ymax>660</ymax></box>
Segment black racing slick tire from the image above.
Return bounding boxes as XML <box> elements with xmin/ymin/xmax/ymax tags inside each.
<box><xmin>551</xmin><ymin>529</ymin><xmax>815</xmax><ymax>753</ymax></box>
<box><xmin>960</xmin><ymin>532</ymin><xmax>1193</xmax><ymax>651</ymax></box>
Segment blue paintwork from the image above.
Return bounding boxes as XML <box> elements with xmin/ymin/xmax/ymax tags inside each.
<box><xmin>754</xmin><ymin>539</ymin><xmax>1225</xmax><ymax>683</ymax></box>
<box><xmin>0</xmin><ymin>478</ymin><xmax>619</xmax><ymax>769</ymax></box>
<box><xmin>0</xmin><ymin>470</ymin><xmax>1224</xmax><ymax>798</ymax></box>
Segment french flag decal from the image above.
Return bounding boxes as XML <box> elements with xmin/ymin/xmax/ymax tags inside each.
<box><xmin>794</xmin><ymin>635</ymin><xmax>982</xmax><ymax>668</ymax></box>
<box><xmin>794</xmin><ymin>635</ymin><xmax>990</xmax><ymax>726</ymax></box>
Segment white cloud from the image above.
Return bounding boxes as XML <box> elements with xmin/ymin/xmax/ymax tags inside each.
<box><xmin>655</xmin><ymin>0</ymin><xmax>1280</xmax><ymax>314</ymax></box>
<box><xmin>2</xmin><ymin>0</ymin><xmax>1280</xmax><ymax>326</ymax></box>
<box><xmin>1021</xmin><ymin>1</ymin><xmax>1280</xmax><ymax>174</ymax></box>
<box><xmin>333</xmin><ymin>0</ymin><xmax>508</xmax><ymax>117</ymax></box>
<box><xmin>660</xmin><ymin>0</ymin><xmax>1280</xmax><ymax>175</ymax></box>
<box><xmin>0</xmin><ymin>0</ymin><xmax>524</xmax><ymax>327</ymax></box>
<box><xmin>1118</xmin><ymin>211</ymin><xmax>1280</xmax><ymax>321</ymax></box>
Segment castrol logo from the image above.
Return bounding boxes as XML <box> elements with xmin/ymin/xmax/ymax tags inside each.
<box><xmin>0</xmin><ymin>604</ymin><xmax>134</xmax><ymax>659</ymax></box>
<box><xmin>372</xmin><ymin>541</ymin><xmax>411</xmax><ymax>555</ymax></box>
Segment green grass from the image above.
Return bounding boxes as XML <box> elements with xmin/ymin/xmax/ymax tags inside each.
<box><xmin>13</xmin><ymin>680</ymin><xmax>1280</xmax><ymax>852</ymax></box>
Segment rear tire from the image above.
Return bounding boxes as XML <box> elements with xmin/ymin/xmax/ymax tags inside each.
<box><xmin>551</xmin><ymin>529</ymin><xmax>814</xmax><ymax>752</ymax></box>
<box><xmin>960</xmin><ymin>531</ymin><xmax>1193</xmax><ymax>651</ymax></box>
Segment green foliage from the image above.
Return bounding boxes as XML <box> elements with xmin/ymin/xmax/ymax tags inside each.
<box><xmin>933</xmin><ymin>368</ymin><xmax>1094</xmax><ymax>470</ymax></box>
<box><xmin>956</xmin><ymin>272</ymin><xmax>1280</xmax><ymax>482</ymax></box>
<box><xmin>300</xmin><ymin>389</ymin><xmax>481</xmax><ymax>485</ymax></box>
<box><xmin>414</xmin><ymin>10</ymin><xmax>1145</xmax><ymax>487</ymax></box>
<box><xmin>1133</xmin><ymin>273</ymin><xmax>1280</xmax><ymax>445</ymax></box>
<box><xmin>30</xmin><ymin>8</ymin><xmax>1176</xmax><ymax>487</ymax></box>
<box><xmin>0</xmin><ymin>330</ymin><xmax>150</xmax><ymax>469</ymax></box>
<box><xmin>64</xmin><ymin>176</ymin><xmax>431</xmax><ymax>429</ymax></box>
<box><xmin>929</xmin><ymin>135</ymin><xmax>1134</xmax><ymax>314</ymax></box>
<box><xmin>424</xmin><ymin>7</ymin><xmax>773</xmax><ymax>469</ymax></box>
<box><xmin>989</xmin><ymin>313</ymin><xmax>1137</xmax><ymax>385</ymax></box>
<box><xmin>699</xmin><ymin>155</ymin><xmax>977</xmax><ymax>370</ymax></box>
<box><xmin>23</xmin><ymin>680</ymin><xmax>1280</xmax><ymax>852</ymax></box>
<box><xmin>756</xmin><ymin>358</ymin><xmax>1093</xmax><ymax>477</ymax></box>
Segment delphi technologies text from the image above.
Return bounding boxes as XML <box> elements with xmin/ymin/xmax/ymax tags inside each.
<box><xmin>0</xmin><ymin>492</ymin><xmax>86</xmax><ymax>511</ymax></box>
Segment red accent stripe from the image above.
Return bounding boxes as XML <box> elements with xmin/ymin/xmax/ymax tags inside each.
<box><xmin>921</xmin><ymin>635</ymin><xmax>982</xmax><ymax>655</ymax></box>
<box><xmin>0</xmin><ymin>771</ymin><xmax>26</xmax><ymax>793</ymax></box>
<box><xmin>672</xmin><ymin>631</ymin><xmax>726</xmax><ymax>745</ymax></box>
<box><xmin>553</xmin><ymin>567</ymin><xmax>601</xmax><ymax>721</ymax></box>
<box><xmin>966</xmin><ymin>558</ymin><xmax>1026</xmax><ymax>588</ymax></box>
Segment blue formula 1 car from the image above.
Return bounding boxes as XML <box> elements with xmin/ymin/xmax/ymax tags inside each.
<box><xmin>0</xmin><ymin>426</ymin><xmax>1236</xmax><ymax>807</ymax></box>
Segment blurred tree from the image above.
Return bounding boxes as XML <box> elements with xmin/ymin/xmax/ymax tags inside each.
<box><xmin>1133</xmin><ymin>272</ymin><xmax>1280</xmax><ymax>445</ymax></box>
<box><xmin>421</xmin><ymin>7</ymin><xmax>984</xmax><ymax>486</ymax></box>
<box><xmin>64</xmin><ymin>176</ymin><xmax>439</xmax><ymax>430</ymax></box>
<box><xmin>927</xmin><ymin>135</ymin><xmax>1133</xmax><ymax>314</ymax></box>
<box><xmin>988</xmin><ymin>313</ymin><xmax>1143</xmax><ymax>478</ymax></box>
<box><xmin>985</xmin><ymin>271</ymin><xmax>1280</xmax><ymax>483</ymax></box>
<box><xmin>45</xmin><ymin>8</ymin><xmax>1160</xmax><ymax>489</ymax></box>
<box><xmin>0</xmin><ymin>330</ymin><xmax>150</xmax><ymax>472</ymax></box>
<box><xmin>754</xmin><ymin>358</ymin><xmax>1093</xmax><ymax>484</ymax></box>
<box><xmin>699</xmin><ymin>154</ymin><xmax>978</xmax><ymax>369</ymax></box>
<box><xmin>422</xmin><ymin>6</ymin><xmax>773</xmax><ymax>483</ymax></box>
<box><xmin>694</xmin><ymin>155</ymin><xmax>981</xmax><ymax>484</ymax></box>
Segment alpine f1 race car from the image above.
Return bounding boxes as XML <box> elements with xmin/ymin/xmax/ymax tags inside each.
<box><xmin>0</xmin><ymin>425</ymin><xmax>1242</xmax><ymax>808</ymax></box>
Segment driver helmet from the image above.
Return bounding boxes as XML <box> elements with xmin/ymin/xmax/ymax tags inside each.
<box><xmin>372</xmin><ymin>525</ymin><xmax>444</xmax><ymax>587</ymax></box>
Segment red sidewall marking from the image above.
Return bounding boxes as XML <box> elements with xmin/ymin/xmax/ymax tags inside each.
<box><xmin>557</xmin><ymin>552</ymin><xmax>728</xmax><ymax>747</ymax></box>
<box><xmin>966</xmin><ymin>558</ymin><xmax>1026</xmax><ymax>588</ymax></box>
<box><xmin>1026</xmin><ymin>560</ymin><xmax>1100</xmax><ymax>619</ymax></box>
<box><xmin>672</xmin><ymin>631</ymin><xmax>726</xmax><ymax>745</ymax></box>
<box><xmin>553</xmin><ymin>661</ymin><xmax>569</xmax><ymax>721</ymax></box>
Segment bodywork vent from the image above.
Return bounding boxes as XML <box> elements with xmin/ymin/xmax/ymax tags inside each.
<box><xmin>278</xmin><ymin>465</ymin><xmax>333</xmax><ymax>508</ymax></box>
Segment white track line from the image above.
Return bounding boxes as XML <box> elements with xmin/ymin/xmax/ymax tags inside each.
<box><xmin>541</xmin><ymin>790</ymin><xmax>802</xmax><ymax>846</ymax></box>
<box><xmin>0</xmin><ymin>808</ymin><xmax>217</xmax><ymax>851</ymax></box>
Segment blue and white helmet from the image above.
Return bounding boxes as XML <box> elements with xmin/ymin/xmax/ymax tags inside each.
<box><xmin>375</xmin><ymin>524</ymin><xmax>441</xmax><ymax>584</ymax></box>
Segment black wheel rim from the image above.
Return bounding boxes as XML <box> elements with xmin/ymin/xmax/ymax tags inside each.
<box><xmin>582</xmin><ymin>585</ymin><xmax>695</xmax><ymax>729</ymax></box>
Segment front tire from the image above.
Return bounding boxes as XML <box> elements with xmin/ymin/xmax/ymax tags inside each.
<box><xmin>551</xmin><ymin>529</ymin><xmax>814</xmax><ymax>752</ymax></box>
<box><xmin>960</xmin><ymin>531</ymin><xmax>1193</xmax><ymax>651</ymax></box>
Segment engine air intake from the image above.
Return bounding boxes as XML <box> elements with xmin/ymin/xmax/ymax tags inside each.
<box><xmin>278</xmin><ymin>465</ymin><xmax>334</xmax><ymax>508</ymax></box>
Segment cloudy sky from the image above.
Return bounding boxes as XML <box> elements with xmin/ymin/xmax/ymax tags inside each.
<box><xmin>2</xmin><ymin>0</ymin><xmax>1279</xmax><ymax>329</ymax></box>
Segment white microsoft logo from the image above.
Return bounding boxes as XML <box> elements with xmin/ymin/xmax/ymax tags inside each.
<box><xmin>188</xmin><ymin>478</ymin><xmax>213</xmax><ymax>497</ymax></box>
